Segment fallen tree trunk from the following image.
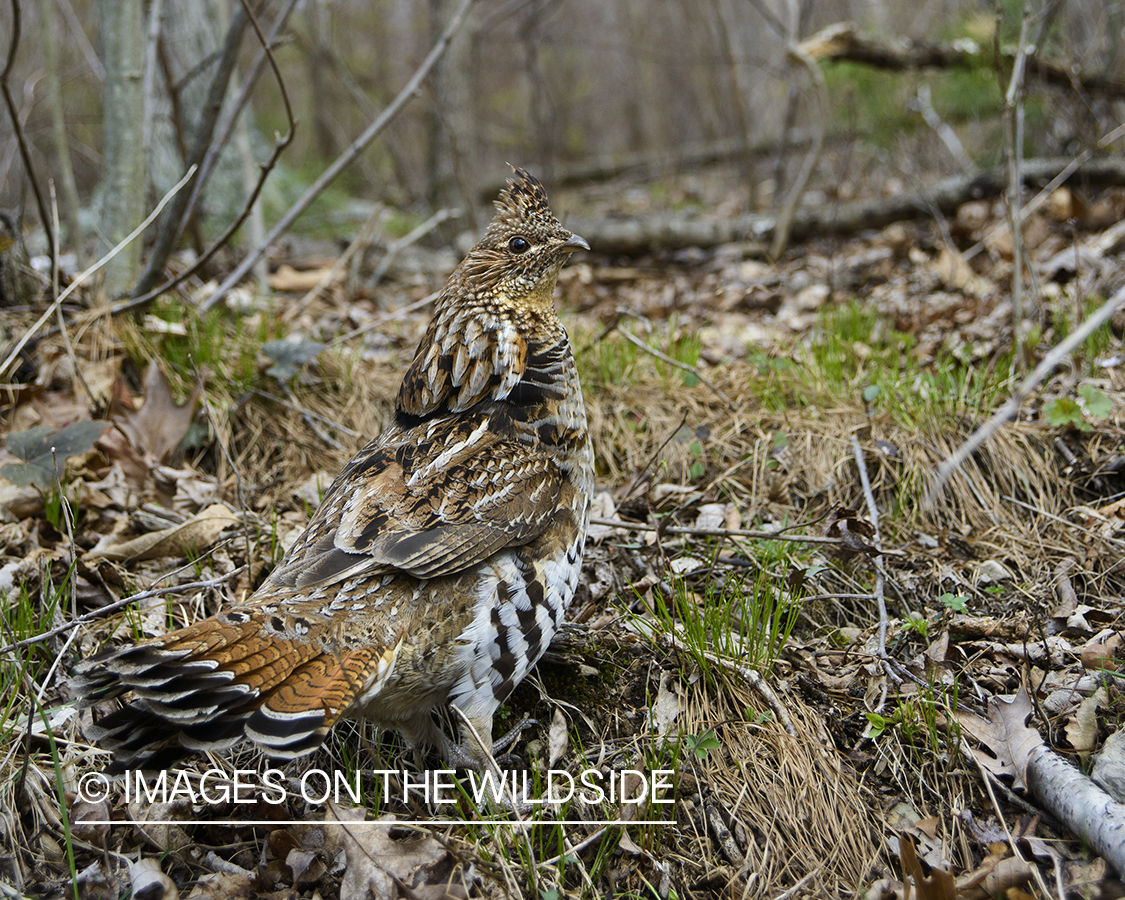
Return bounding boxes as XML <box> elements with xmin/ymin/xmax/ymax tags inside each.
<box><xmin>569</xmin><ymin>156</ymin><xmax>1125</xmax><ymax>257</ymax></box>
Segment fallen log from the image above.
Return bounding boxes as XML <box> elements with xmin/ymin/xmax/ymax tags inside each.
<box><xmin>569</xmin><ymin>156</ymin><xmax>1125</xmax><ymax>257</ymax></box>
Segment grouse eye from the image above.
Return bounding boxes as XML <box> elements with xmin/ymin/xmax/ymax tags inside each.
<box><xmin>508</xmin><ymin>236</ymin><xmax>531</xmax><ymax>254</ymax></box>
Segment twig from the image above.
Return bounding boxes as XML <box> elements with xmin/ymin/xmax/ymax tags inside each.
<box><xmin>616</xmin><ymin>326</ymin><xmax>736</xmax><ymax>409</ymax></box>
<box><xmin>48</xmin><ymin>182</ymin><xmax>94</xmax><ymax>405</ymax></box>
<box><xmin>850</xmin><ymin>433</ymin><xmax>893</xmax><ymax>676</ymax></box>
<box><xmin>0</xmin><ymin>567</ymin><xmax>245</xmax><ymax>658</ymax></box>
<box><xmin>200</xmin><ymin>0</ymin><xmax>480</xmax><ymax>312</ymax></box>
<box><xmin>926</xmin><ymin>282</ymin><xmax>1125</xmax><ymax>504</ymax></box>
<box><xmin>770</xmin><ymin>868</ymin><xmax>820</xmax><ymax>900</ymax></box>
<box><xmin>590</xmin><ymin>517</ymin><xmax>845</xmax><ymax>546</ymax></box>
<box><xmin>1001</xmin><ymin>495</ymin><xmax>1125</xmax><ymax>548</ymax></box>
<box><xmin>285</xmin><ymin>203</ymin><xmax>385</xmax><ymax>321</ymax></box>
<box><xmin>963</xmin><ymin>147</ymin><xmax>1090</xmax><ymax>263</ymax></box>
<box><xmin>618</xmin><ymin>411</ymin><xmax>688</xmax><ymax>505</ymax></box>
<box><xmin>131</xmin><ymin>1</ymin><xmax>250</xmax><ymax>298</ymax></box>
<box><xmin>327</xmin><ymin>289</ymin><xmax>442</xmax><ymax>347</ymax></box>
<box><xmin>253</xmin><ymin>389</ymin><xmax>360</xmax><ymax>438</ymax></box>
<box><xmin>287</xmin><ymin>206</ymin><xmax>457</xmax><ymax>323</ymax></box>
<box><xmin>1004</xmin><ymin>2</ymin><xmax>1033</xmax><ymax>361</ymax></box>
<box><xmin>913</xmin><ymin>84</ymin><xmax>975</xmax><ymax>174</ymax></box>
<box><xmin>537</xmin><ymin>827</ymin><xmax>608</xmax><ymax>868</ymax></box>
<box><xmin>660</xmin><ymin>629</ymin><xmax>796</xmax><ymax>737</ymax></box>
<box><xmin>279</xmin><ymin>383</ymin><xmax>343</xmax><ymax>450</ymax></box>
<box><xmin>182</xmin><ymin>0</ymin><xmax>300</xmax><ymax>244</ymax></box>
<box><xmin>369</xmin><ymin>207</ymin><xmax>458</xmax><ymax>289</ymax></box>
<box><xmin>0</xmin><ymin>0</ymin><xmax>53</xmax><ymax>259</ymax></box>
<box><xmin>967</xmin><ymin>733</ymin><xmax>1053</xmax><ymax>899</ymax></box>
<box><xmin>0</xmin><ymin>166</ymin><xmax>197</xmax><ymax>381</ymax></box>
<box><xmin>140</xmin><ymin>0</ymin><xmax>164</xmax><ymax>148</ymax></box>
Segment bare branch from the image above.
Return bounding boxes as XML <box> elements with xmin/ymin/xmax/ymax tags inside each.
<box><xmin>927</xmin><ymin>282</ymin><xmax>1125</xmax><ymax>505</ymax></box>
<box><xmin>199</xmin><ymin>0</ymin><xmax>480</xmax><ymax>312</ymax></box>
<box><xmin>182</xmin><ymin>0</ymin><xmax>301</xmax><ymax>249</ymax></box>
<box><xmin>1</xmin><ymin>0</ymin><xmax>54</xmax><ymax>259</ymax></box>
<box><xmin>0</xmin><ymin>166</ymin><xmax>196</xmax><ymax>381</ymax></box>
<box><xmin>851</xmin><ymin>434</ymin><xmax>891</xmax><ymax>673</ymax></box>
<box><xmin>769</xmin><ymin>10</ymin><xmax>828</xmax><ymax>259</ymax></box>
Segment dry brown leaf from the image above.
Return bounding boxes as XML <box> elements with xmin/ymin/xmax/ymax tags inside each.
<box><xmin>335</xmin><ymin>806</ymin><xmax>472</xmax><ymax>900</ymax></box>
<box><xmin>101</xmin><ymin>360</ymin><xmax>201</xmax><ymax>486</ymax></box>
<box><xmin>270</xmin><ymin>264</ymin><xmax>342</xmax><ymax>292</ymax></box>
<box><xmin>1067</xmin><ymin>686</ymin><xmax>1108</xmax><ymax>758</ymax></box>
<box><xmin>0</xmin><ymin>476</ymin><xmax>42</xmax><ymax>520</ymax></box>
<box><xmin>933</xmin><ymin>245</ymin><xmax>990</xmax><ymax>298</ymax></box>
<box><xmin>956</xmin><ymin>853</ymin><xmax>1033</xmax><ymax>900</ymax></box>
<box><xmin>1081</xmin><ymin>632</ymin><xmax>1122</xmax><ymax>671</ymax></box>
<box><xmin>95</xmin><ymin>426</ymin><xmax>150</xmax><ymax>490</ymax></box>
<box><xmin>69</xmin><ymin>794</ymin><xmax>110</xmax><ymax>848</ymax></box>
<box><xmin>649</xmin><ymin>670</ymin><xmax>682</xmax><ymax>739</ymax></box>
<box><xmin>86</xmin><ymin>503</ymin><xmax>238</xmax><ymax>562</ymax></box>
<box><xmin>76</xmin><ymin>859</ymin><xmax>121</xmax><ymax>899</ymax></box>
<box><xmin>825</xmin><ymin>507</ymin><xmax>878</xmax><ymax>559</ymax></box>
<box><xmin>899</xmin><ymin>830</ymin><xmax>956</xmax><ymax>900</ymax></box>
<box><xmin>955</xmin><ymin>684</ymin><xmax>1040</xmax><ymax>790</ymax></box>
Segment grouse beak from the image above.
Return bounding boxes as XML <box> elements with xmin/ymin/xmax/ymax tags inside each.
<box><xmin>560</xmin><ymin>233</ymin><xmax>590</xmax><ymax>254</ymax></box>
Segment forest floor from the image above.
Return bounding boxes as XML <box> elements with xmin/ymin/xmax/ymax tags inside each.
<box><xmin>1</xmin><ymin>176</ymin><xmax>1125</xmax><ymax>899</ymax></box>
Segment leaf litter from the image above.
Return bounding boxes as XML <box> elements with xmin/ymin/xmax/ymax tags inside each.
<box><xmin>0</xmin><ymin>183</ymin><xmax>1123</xmax><ymax>898</ymax></box>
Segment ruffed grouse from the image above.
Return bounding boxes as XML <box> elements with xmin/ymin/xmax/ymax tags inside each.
<box><xmin>75</xmin><ymin>169</ymin><xmax>593</xmax><ymax>773</ymax></box>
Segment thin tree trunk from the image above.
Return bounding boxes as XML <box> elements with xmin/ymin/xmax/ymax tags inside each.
<box><xmin>35</xmin><ymin>0</ymin><xmax>84</xmax><ymax>265</ymax></box>
<box><xmin>98</xmin><ymin>0</ymin><xmax>146</xmax><ymax>299</ymax></box>
<box><xmin>709</xmin><ymin>0</ymin><xmax>756</xmax><ymax>207</ymax></box>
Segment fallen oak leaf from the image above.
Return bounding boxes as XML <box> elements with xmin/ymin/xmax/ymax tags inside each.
<box><xmin>825</xmin><ymin>506</ymin><xmax>879</xmax><ymax>558</ymax></box>
<box><xmin>1</xmin><ymin>420</ymin><xmax>108</xmax><ymax>489</ymax></box>
<box><xmin>100</xmin><ymin>361</ymin><xmax>202</xmax><ymax>490</ymax></box>
<box><xmin>333</xmin><ymin>804</ymin><xmax>474</xmax><ymax>900</ymax></box>
<box><xmin>899</xmin><ymin>829</ymin><xmax>956</xmax><ymax>900</ymax></box>
<box><xmin>86</xmin><ymin>503</ymin><xmax>238</xmax><ymax>562</ymax></box>
<box><xmin>954</xmin><ymin>684</ymin><xmax>1040</xmax><ymax>790</ymax></box>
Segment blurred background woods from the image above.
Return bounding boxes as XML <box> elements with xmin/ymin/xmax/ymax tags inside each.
<box><xmin>0</xmin><ymin>0</ymin><xmax>1123</xmax><ymax>299</ymax></box>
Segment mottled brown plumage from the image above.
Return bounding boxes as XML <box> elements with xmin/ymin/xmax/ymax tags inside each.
<box><xmin>74</xmin><ymin>169</ymin><xmax>593</xmax><ymax>772</ymax></box>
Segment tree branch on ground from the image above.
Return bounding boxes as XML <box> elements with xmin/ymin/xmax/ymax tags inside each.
<box><xmin>803</xmin><ymin>20</ymin><xmax>1125</xmax><ymax>99</ymax></box>
<box><xmin>566</xmin><ymin>156</ymin><xmax>1125</xmax><ymax>256</ymax></box>
<box><xmin>927</xmin><ymin>281</ymin><xmax>1125</xmax><ymax>506</ymax></box>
